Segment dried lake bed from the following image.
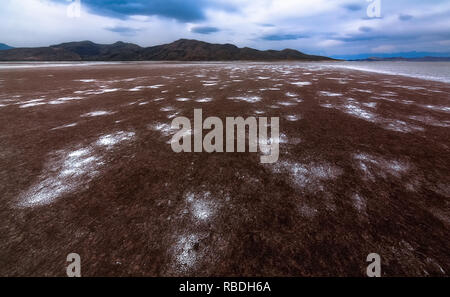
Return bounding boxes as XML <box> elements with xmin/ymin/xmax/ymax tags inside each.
<box><xmin>0</xmin><ymin>62</ymin><xmax>448</xmax><ymax>276</ymax></box>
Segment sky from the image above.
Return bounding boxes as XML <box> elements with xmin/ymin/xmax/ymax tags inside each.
<box><xmin>1</xmin><ymin>0</ymin><xmax>450</xmax><ymax>59</ymax></box>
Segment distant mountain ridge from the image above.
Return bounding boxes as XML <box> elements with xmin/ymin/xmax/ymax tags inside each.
<box><xmin>0</xmin><ymin>39</ymin><xmax>332</xmax><ymax>61</ymax></box>
<box><xmin>0</xmin><ymin>43</ymin><xmax>14</xmax><ymax>50</ymax></box>
<box><xmin>351</xmin><ymin>56</ymin><xmax>450</xmax><ymax>62</ymax></box>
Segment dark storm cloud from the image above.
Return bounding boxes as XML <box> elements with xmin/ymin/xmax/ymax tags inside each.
<box><xmin>105</xmin><ymin>26</ymin><xmax>141</xmax><ymax>36</ymax></box>
<box><xmin>258</xmin><ymin>24</ymin><xmax>276</xmax><ymax>27</ymax></box>
<box><xmin>399</xmin><ymin>14</ymin><xmax>414</xmax><ymax>21</ymax></box>
<box><xmin>191</xmin><ymin>26</ymin><xmax>220</xmax><ymax>34</ymax></box>
<box><xmin>53</xmin><ymin>0</ymin><xmax>235</xmax><ymax>22</ymax></box>
<box><xmin>342</xmin><ymin>3</ymin><xmax>363</xmax><ymax>11</ymax></box>
<box><xmin>261</xmin><ymin>33</ymin><xmax>308</xmax><ymax>41</ymax></box>
<box><xmin>359</xmin><ymin>26</ymin><xmax>373</xmax><ymax>33</ymax></box>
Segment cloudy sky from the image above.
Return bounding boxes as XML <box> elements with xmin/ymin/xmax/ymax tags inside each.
<box><xmin>1</xmin><ymin>0</ymin><xmax>450</xmax><ymax>59</ymax></box>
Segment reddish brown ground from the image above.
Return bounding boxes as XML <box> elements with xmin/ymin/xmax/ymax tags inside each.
<box><xmin>0</xmin><ymin>62</ymin><xmax>448</xmax><ymax>276</ymax></box>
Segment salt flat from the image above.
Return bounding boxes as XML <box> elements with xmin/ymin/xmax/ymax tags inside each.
<box><xmin>0</xmin><ymin>62</ymin><xmax>448</xmax><ymax>277</ymax></box>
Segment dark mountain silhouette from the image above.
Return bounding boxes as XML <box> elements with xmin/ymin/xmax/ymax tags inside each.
<box><xmin>0</xmin><ymin>43</ymin><xmax>14</xmax><ymax>50</ymax></box>
<box><xmin>0</xmin><ymin>39</ymin><xmax>332</xmax><ymax>61</ymax></box>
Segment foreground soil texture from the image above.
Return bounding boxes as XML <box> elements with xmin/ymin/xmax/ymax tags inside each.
<box><xmin>0</xmin><ymin>62</ymin><xmax>448</xmax><ymax>276</ymax></box>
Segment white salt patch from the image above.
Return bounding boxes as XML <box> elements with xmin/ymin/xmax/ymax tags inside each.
<box><xmin>272</xmin><ymin>160</ymin><xmax>343</xmax><ymax>191</ymax></box>
<box><xmin>150</xmin><ymin>122</ymin><xmax>174</xmax><ymax>137</ymax></box>
<box><xmin>291</xmin><ymin>98</ymin><xmax>303</xmax><ymax>103</ymax></box>
<box><xmin>399</xmin><ymin>86</ymin><xmax>426</xmax><ymax>91</ymax></box>
<box><xmin>343</xmin><ymin>102</ymin><xmax>376</xmax><ymax>121</ymax></box>
<box><xmin>19</xmin><ymin>128</ymin><xmax>137</xmax><ymax>205</ymax></box>
<box><xmin>383</xmin><ymin>119</ymin><xmax>424</xmax><ymax>133</ymax></box>
<box><xmin>286</xmin><ymin>92</ymin><xmax>298</xmax><ymax>97</ymax></box>
<box><xmin>279</xmin><ymin>101</ymin><xmax>297</xmax><ymax>106</ymax></box>
<box><xmin>51</xmin><ymin>123</ymin><xmax>78</xmax><ymax>130</ymax></box>
<box><xmin>196</xmin><ymin>97</ymin><xmax>213</xmax><ymax>103</ymax></box>
<box><xmin>229</xmin><ymin>96</ymin><xmax>261</xmax><ymax>103</ymax></box>
<box><xmin>19</xmin><ymin>102</ymin><xmax>46</xmax><ymax>108</ymax></box>
<box><xmin>167</xmin><ymin>112</ymin><xmax>180</xmax><ymax>119</ymax></box>
<box><xmin>354</xmin><ymin>153</ymin><xmax>410</xmax><ymax>180</ymax></box>
<box><xmin>408</xmin><ymin>115</ymin><xmax>450</xmax><ymax>128</ymax></box>
<box><xmin>192</xmin><ymin>200</ymin><xmax>213</xmax><ymax>220</ymax></box>
<box><xmin>86</xmin><ymin>88</ymin><xmax>120</xmax><ymax>95</ymax></box>
<box><xmin>353</xmin><ymin>88</ymin><xmax>373</xmax><ymax>93</ymax></box>
<box><xmin>128</xmin><ymin>86</ymin><xmax>144</xmax><ymax>92</ymax></box>
<box><xmin>352</xmin><ymin>194</ymin><xmax>366</xmax><ymax>213</ymax></box>
<box><xmin>381</xmin><ymin>91</ymin><xmax>397</xmax><ymax>97</ymax></box>
<box><xmin>161</xmin><ymin>106</ymin><xmax>175</xmax><ymax>112</ymax></box>
<box><xmin>101</xmin><ymin>88</ymin><xmax>120</xmax><ymax>93</ymax></box>
<box><xmin>49</xmin><ymin>97</ymin><xmax>83</xmax><ymax>105</ymax></box>
<box><xmin>81</xmin><ymin>110</ymin><xmax>115</xmax><ymax>117</ymax></box>
<box><xmin>74</xmin><ymin>90</ymin><xmax>94</xmax><ymax>94</ymax></box>
<box><xmin>139</xmin><ymin>101</ymin><xmax>149</xmax><ymax>106</ymax></box>
<box><xmin>148</xmin><ymin>84</ymin><xmax>165</xmax><ymax>89</ymax></box>
<box><xmin>371</xmin><ymin>96</ymin><xmax>396</xmax><ymax>102</ymax></box>
<box><xmin>123</xmin><ymin>78</ymin><xmax>139</xmax><ymax>82</ymax></box>
<box><xmin>174</xmin><ymin>234</ymin><xmax>200</xmax><ymax>269</ymax></box>
<box><xmin>362</xmin><ymin>102</ymin><xmax>377</xmax><ymax>108</ymax></box>
<box><xmin>176</xmin><ymin>98</ymin><xmax>190</xmax><ymax>102</ymax></box>
<box><xmin>184</xmin><ymin>191</ymin><xmax>218</xmax><ymax>222</ymax></box>
<box><xmin>319</xmin><ymin>91</ymin><xmax>342</xmax><ymax>97</ymax></box>
<box><xmin>96</xmin><ymin>131</ymin><xmax>135</xmax><ymax>148</ymax></box>
<box><xmin>286</xmin><ymin>115</ymin><xmax>300</xmax><ymax>121</ymax></box>
<box><xmin>76</xmin><ymin>79</ymin><xmax>96</xmax><ymax>83</ymax></box>
<box><xmin>420</xmin><ymin>104</ymin><xmax>450</xmax><ymax>113</ymax></box>
<box><xmin>291</xmin><ymin>82</ymin><xmax>312</xmax><ymax>86</ymax></box>
<box><xmin>19</xmin><ymin>148</ymin><xmax>100</xmax><ymax>206</ymax></box>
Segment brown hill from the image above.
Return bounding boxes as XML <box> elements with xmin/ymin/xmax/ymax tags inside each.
<box><xmin>0</xmin><ymin>39</ymin><xmax>332</xmax><ymax>61</ymax></box>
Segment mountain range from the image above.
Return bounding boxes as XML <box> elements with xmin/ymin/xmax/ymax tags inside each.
<box><xmin>0</xmin><ymin>43</ymin><xmax>14</xmax><ymax>50</ymax></box>
<box><xmin>350</xmin><ymin>56</ymin><xmax>450</xmax><ymax>62</ymax></box>
<box><xmin>0</xmin><ymin>39</ymin><xmax>332</xmax><ymax>61</ymax></box>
